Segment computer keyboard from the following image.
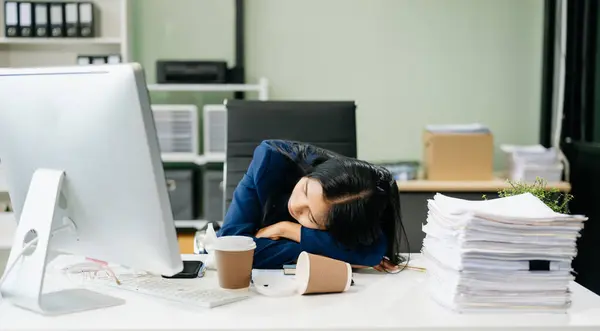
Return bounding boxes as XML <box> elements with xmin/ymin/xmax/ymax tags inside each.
<box><xmin>90</xmin><ymin>274</ymin><xmax>251</xmax><ymax>308</ymax></box>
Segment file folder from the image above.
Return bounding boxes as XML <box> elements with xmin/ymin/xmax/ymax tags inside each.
<box><xmin>4</xmin><ymin>1</ymin><xmax>19</xmax><ymax>38</ymax></box>
<box><xmin>49</xmin><ymin>3</ymin><xmax>64</xmax><ymax>37</ymax></box>
<box><xmin>92</xmin><ymin>57</ymin><xmax>106</xmax><ymax>65</ymax></box>
<box><xmin>18</xmin><ymin>2</ymin><xmax>33</xmax><ymax>37</ymax></box>
<box><xmin>34</xmin><ymin>3</ymin><xmax>49</xmax><ymax>37</ymax></box>
<box><xmin>77</xmin><ymin>56</ymin><xmax>91</xmax><ymax>65</ymax></box>
<box><xmin>78</xmin><ymin>2</ymin><xmax>94</xmax><ymax>37</ymax></box>
<box><xmin>65</xmin><ymin>3</ymin><xmax>79</xmax><ymax>37</ymax></box>
<box><xmin>107</xmin><ymin>55</ymin><xmax>122</xmax><ymax>64</ymax></box>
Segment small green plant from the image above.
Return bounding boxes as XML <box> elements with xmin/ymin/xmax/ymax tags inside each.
<box><xmin>484</xmin><ymin>177</ymin><xmax>573</xmax><ymax>214</ymax></box>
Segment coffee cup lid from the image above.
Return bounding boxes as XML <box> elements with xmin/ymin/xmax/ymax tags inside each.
<box><xmin>214</xmin><ymin>235</ymin><xmax>257</xmax><ymax>251</ymax></box>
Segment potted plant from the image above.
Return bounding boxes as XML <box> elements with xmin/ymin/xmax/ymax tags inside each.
<box><xmin>484</xmin><ymin>177</ymin><xmax>573</xmax><ymax>214</ymax></box>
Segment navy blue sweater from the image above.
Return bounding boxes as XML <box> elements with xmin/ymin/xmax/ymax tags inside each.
<box><xmin>218</xmin><ymin>140</ymin><xmax>386</xmax><ymax>269</ymax></box>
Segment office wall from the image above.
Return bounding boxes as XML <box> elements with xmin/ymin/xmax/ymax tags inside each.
<box><xmin>133</xmin><ymin>0</ymin><xmax>544</xmax><ymax>165</ymax></box>
<box><xmin>131</xmin><ymin>0</ymin><xmax>236</xmax><ymax>106</ymax></box>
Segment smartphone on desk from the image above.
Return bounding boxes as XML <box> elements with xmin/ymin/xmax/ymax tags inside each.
<box><xmin>162</xmin><ymin>260</ymin><xmax>204</xmax><ymax>279</ymax></box>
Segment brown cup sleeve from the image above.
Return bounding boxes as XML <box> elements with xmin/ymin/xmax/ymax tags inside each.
<box><xmin>296</xmin><ymin>252</ymin><xmax>352</xmax><ymax>295</ymax></box>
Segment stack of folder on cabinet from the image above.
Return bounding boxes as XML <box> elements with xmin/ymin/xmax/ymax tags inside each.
<box><xmin>421</xmin><ymin>193</ymin><xmax>587</xmax><ymax>313</ymax></box>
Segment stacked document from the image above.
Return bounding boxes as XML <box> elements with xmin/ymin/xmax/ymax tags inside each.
<box><xmin>422</xmin><ymin>193</ymin><xmax>586</xmax><ymax>313</ymax></box>
<box><xmin>500</xmin><ymin>144</ymin><xmax>563</xmax><ymax>182</ymax></box>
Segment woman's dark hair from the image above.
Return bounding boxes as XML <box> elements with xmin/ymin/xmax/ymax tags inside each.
<box><xmin>263</xmin><ymin>140</ymin><xmax>409</xmax><ymax>266</ymax></box>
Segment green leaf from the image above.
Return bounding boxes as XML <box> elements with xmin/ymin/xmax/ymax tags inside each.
<box><xmin>495</xmin><ymin>177</ymin><xmax>573</xmax><ymax>214</ymax></box>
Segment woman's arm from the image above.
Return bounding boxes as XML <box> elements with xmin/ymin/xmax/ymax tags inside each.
<box><xmin>256</xmin><ymin>221</ymin><xmax>385</xmax><ymax>267</ymax></box>
<box><xmin>218</xmin><ymin>143</ymin><xmax>303</xmax><ymax>269</ymax></box>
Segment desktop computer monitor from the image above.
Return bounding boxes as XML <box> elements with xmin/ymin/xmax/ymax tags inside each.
<box><xmin>0</xmin><ymin>64</ymin><xmax>183</xmax><ymax>315</ymax></box>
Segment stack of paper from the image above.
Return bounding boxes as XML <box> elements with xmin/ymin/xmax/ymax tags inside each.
<box><xmin>421</xmin><ymin>193</ymin><xmax>586</xmax><ymax>313</ymax></box>
<box><xmin>500</xmin><ymin>145</ymin><xmax>563</xmax><ymax>182</ymax></box>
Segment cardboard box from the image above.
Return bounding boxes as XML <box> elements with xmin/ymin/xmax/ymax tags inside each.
<box><xmin>423</xmin><ymin>131</ymin><xmax>494</xmax><ymax>181</ymax></box>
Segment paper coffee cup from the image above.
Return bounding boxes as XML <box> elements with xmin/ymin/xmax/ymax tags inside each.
<box><xmin>295</xmin><ymin>252</ymin><xmax>352</xmax><ymax>295</ymax></box>
<box><xmin>214</xmin><ymin>236</ymin><xmax>256</xmax><ymax>290</ymax></box>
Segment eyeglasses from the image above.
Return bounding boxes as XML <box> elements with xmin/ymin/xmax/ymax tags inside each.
<box><xmin>61</xmin><ymin>258</ymin><xmax>148</xmax><ymax>285</ymax></box>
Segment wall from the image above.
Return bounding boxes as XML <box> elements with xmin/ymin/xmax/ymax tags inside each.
<box><xmin>131</xmin><ymin>0</ymin><xmax>236</xmax><ymax>106</ymax></box>
<box><xmin>133</xmin><ymin>0</ymin><xmax>545</xmax><ymax>165</ymax></box>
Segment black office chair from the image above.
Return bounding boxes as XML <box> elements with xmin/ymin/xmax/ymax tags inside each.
<box><xmin>223</xmin><ymin>100</ymin><xmax>357</xmax><ymax>215</ymax></box>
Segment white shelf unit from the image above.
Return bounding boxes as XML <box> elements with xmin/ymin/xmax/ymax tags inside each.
<box><xmin>0</xmin><ymin>0</ymin><xmax>130</xmax><ymax>193</ymax></box>
<box><xmin>0</xmin><ymin>1</ymin><xmax>270</xmax><ymax>227</ymax></box>
<box><xmin>147</xmin><ymin>77</ymin><xmax>270</xmax><ymax>101</ymax></box>
<box><xmin>154</xmin><ymin>78</ymin><xmax>270</xmax><ymax>165</ymax></box>
<box><xmin>0</xmin><ymin>0</ymin><xmax>131</xmax><ymax>68</ymax></box>
<box><xmin>0</xmin><ymin>37</ymin><xmax>123</xmax><ymax>45</ymax></box>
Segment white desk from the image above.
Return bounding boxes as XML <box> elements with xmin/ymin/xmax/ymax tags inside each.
<box><xmin>2</xmin><ymin>254</ymin><xmax>600</xmax><ymax>331</ymax></box>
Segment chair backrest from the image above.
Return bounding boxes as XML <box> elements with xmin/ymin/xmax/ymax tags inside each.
<box><xmin>224</xmin><ymin>100</ymin><xmax>357</xmax><ymax>215</ymax></box>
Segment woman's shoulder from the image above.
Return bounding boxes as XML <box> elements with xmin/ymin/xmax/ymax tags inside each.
<box><xmin>249</xmin><ymin>140</ymin><xmax>296</xmax><ymax>180</ymax></box>
<box><xmin>252</xmin><ymin>140</ymin><xmax>290</xmax><ymax>162</ymax></box>
<box><xmin>256</xmin><ymin>139</ymin><xmax>296</xmax><ymax>155</ymax></box>
<box><xmin>256</xmin><ymin>139</ymin><xmax>326</xmax><ymax>162</ymax></box>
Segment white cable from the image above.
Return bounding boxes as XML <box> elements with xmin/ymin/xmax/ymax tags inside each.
<box><xmin>0</xmin><ymin>224</ymin><xmax>73</xmax><ymax>292</ymax></box>
<box><xmin>553</xmin><ymin>0</ymin><xmax>570</xmax><ymax>182</ymax></box>
<box><xmin>0</xmin><ymin>238</ymin><xmax>38</xmax><ymax>290</ymax></box>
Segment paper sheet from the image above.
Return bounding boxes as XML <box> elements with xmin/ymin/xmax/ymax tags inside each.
<box><xmin>421</xmin><ymin>193</ymin><xmax>585</xmax><ymax>313</ymax></box>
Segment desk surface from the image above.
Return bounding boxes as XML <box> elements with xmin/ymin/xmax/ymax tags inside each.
<box><xmin>397</xmin><ymin>179</ymin><xmax>572</xmax><ymax>193</ymax></box>
<box><xmin>2</xmin><ymin>255</ymin><xmax>600</xmax><ymax>331</ymax></box>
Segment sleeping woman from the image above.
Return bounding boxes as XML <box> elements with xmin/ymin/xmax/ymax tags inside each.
<box><xmin>218</xmin><ymin>139</ymin><xmax>409</xmax><ymax>271</ymax></box>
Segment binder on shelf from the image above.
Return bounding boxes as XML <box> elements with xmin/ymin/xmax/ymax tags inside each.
<box><xmin>107</xmin><ymin>55</ymin><xmax>122</xmax><ymax>64</ymax></box>
<box><xmin>64</xmin><ymin>3</ymin><xmax>79</xmax><ymax>38</ymax></box>
<box><xmin>49</xmin><ymin>3</ymin><xmax>64</xmax><ymax>37</ymax></box>
<box><xmin>78</xmin><ymin>54</ymin><xmax>121</xmax><ymax>65</ymax></box>
<box><xmin>18</xmin><ymin>2</ymin><xmax>33</xmax><ymax>37</ymax></box>
<box><xmin>77</xmin><ymin>56</ymin><xmax>90</xmax><ymax>65</ymax></box>
<box><xmin>78</xmin><ymin>2</ymin><xmax>95</xmax><ymax>37</ymax></box>
<box><xmin>92</xmin><ymin>57</ymin><xmax>106</xmax><ymax>65</ymax></box>
<box><xmin>4</xmin><ymin>1</ymin><xmax>19</xmax><ymax>38</ymax></box>
<box><xmin>34</xmin><ymin>2</ymin><xmax>49</xmax><ymax>38</ymax></box>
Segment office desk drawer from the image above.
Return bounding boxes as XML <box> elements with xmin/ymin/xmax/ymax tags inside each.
<box><xmin>165</xmin><ymin>170</ymin><xmax>194</xmax><ymax>220</ymax></box>
<box><xmin>399</xmin><ymin>192</ymin><xmax>499</xmax><ymax>253</ymax></box>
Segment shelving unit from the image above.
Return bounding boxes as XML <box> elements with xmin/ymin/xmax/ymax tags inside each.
<box><xmin>148</xmin><ymin>77</ymin><xmax>269</xmax><ymax>101</ymax></box>
<box><xmin>0</xmin><ymin>0</ymin><xmax>131</xmax><ymax>197</ymax></box>
<box><xmin>0</xmin><ymin>0</ymin><xmax>131</xmax><ymax>67</ymax></box>
<box><xmin>0</xmin><ymin>37</ymin><xmax>123</xmax><ymax>45</ymax></box>
<box><xmin>0</xmin><ymin>0</ymin><xmax>269</xmax><ymax>227</ymax></box>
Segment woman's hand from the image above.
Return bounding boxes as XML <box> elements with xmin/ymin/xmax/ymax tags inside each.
<box><xmin>256</xmin><ymin>221</ymin><xmax>302</xmax><ymax>242</ymax></box>
<box><xmin>352</xmin><ymin>258</ymin><xmax>399</xmax><ymax>273</ymax></box>
<box><xmin>373</xmin><ymin>258</ymin><xmax>400</xmax><ymax>272</ymax></box>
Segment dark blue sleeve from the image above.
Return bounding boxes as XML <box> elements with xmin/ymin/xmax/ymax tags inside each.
<box><xmin>300</xmin><ymin>228</ymin><xmax>386</xmax><ymax>267</ymax></box>
<box><xmin>218</xmin><ymin>143</ymin><xmax>303</xmax><ymax>269</ymax></box>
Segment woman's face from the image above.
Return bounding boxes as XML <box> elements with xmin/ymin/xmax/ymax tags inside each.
<box><xmin>288</xmin><ymin>177</ymin><xmax>328</xmax><ymax>230</ymax></box>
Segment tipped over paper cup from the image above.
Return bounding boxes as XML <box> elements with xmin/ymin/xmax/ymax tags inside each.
<box><xmin>214</xmin><ymin>236</ymin><xmax>256</xmax><ymax>290</ymax></box>
<box><xmin>295</xmin><ymin>252</ymin><xmax>352</xmax><ymax>295</ymax></box>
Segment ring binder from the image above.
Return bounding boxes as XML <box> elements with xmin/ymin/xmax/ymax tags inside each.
<box><xmin>65</xmin><ymin>3</ymin><xmax>79</xmax><ymax>37</ymax></box>
<box><xmin>34</xmin><ymin>3</ymin><xmax>49</xmax><ymax>38</ymax></box>
<box><xmin>78</xmin><ymin>2</ymin><xmax>94</xmax><ymax>37</ymax></box>
<box><xmin>18</xmin><ymin>2</ymin><xmax>33</xmax><ymax>38</ymax></box>
<box><xmin>4</xmin><ymin>2</ymin><xmax>19</xmax><ymax>38</ymax></box>
<box><xmin>49</xmin><ymin>3</ymin><xmax>64</xmax><ymax>37</ymax></box>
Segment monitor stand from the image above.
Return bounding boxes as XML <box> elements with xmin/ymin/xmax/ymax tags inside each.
<box><xmin>0</xmin><ymin>169</ymin><xmax>125</xmax><ymax>315</ymax></box>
